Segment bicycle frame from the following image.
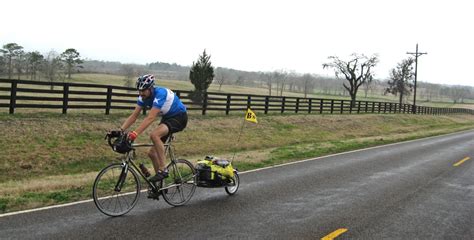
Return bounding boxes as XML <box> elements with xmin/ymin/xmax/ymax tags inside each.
<box><xmin>116</xmin><ymin>135</ymin><xmax>182</xmax><ymax>193</ymax></box>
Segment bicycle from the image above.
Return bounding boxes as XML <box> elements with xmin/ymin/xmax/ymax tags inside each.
<box><xmin>92</xmin><ymin>132</ymin><xmax>196</xmax><ymax>217</ymax></box>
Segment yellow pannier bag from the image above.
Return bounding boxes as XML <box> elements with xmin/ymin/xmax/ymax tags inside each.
<box><xmin>196</xmin><ymin>157</ymin><xmax>234</xmax><ymax>180</ymax></box>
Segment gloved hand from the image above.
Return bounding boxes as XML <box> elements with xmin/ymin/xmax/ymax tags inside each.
<box><xmin>107</xmin><ymin>129</ymin><xmax>123</xmax><ymax>138</ymax></box>
<box><xmin>128</xmin><ymin>131</ymin><xmax>138</xmax><ymax>141</ymax></box>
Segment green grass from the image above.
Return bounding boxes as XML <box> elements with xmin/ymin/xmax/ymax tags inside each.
<box><xmin>0</xmin><ymin>76</ymin><xmax>474</xmax><ymax>213</ymax></box>
<box><xmin>0</xmin><ymin>187</ymin><xmax>89</xmax><ymax>212</ymax></box>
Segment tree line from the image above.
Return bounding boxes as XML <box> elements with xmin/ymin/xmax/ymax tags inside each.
<box><xmin>1</xmin><ymin>42</ymin><xmax>473</xmax><ymax>104</ymax></box>
<box><xmin>0</xmin><ymin>43</ymin><xmax>83</xmax><ymax>86</ymax></box>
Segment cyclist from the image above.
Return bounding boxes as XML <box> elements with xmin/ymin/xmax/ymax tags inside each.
<box><xmin>117</xmin><ymin>74</ymin><xmax>188</xmax><ymax>183</ymax></box>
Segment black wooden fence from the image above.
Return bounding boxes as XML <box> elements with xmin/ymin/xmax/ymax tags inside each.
<box><xmin>0</xmin><ymin>79</ymin><xmax>472</xmax><ymax>115</ymax></box>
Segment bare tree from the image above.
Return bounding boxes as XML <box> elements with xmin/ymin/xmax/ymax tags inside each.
<box><xmin>301</xmin><ymin>73</ymin><xmax>315</xmax><ymax>98</ymax></box>
<box><xmin>362</xmin><ymin>77</ymin><xmax>379</xmax><ymax>98</ymax></box>
<box><xmin>260</xmin><ymin>72</ymin><xmax>273</xmax><ymax>95</ymax></box>
<box><xmin>384</xmin><ymin>58</ymin><xmax>415</xmax><ymax>105</ymax></box>
<box><xmin>14</xmin><ymin>50</ymin><xmax>26</xmax><ymax>80</ymax></box>
<box><xmin>43</xmin><ymin>50</ymin><xmax>65</xmax><ymax>89</ymax></box>
<box><xmin>446</xmin><ymin>86</ymin><xmax>470</xmax><ymax>103</ymax></box>
<box><xmin>323</xmin><ymin>53</ymin><xmax>378</xmax><ymax>106</ymax></box>
<box><xmin>121</xmin><ymin>64</ymin><xmax>137</xmax><ymax>90</ymax></box>
<box><xmin>214</xmin><ymin>68</ymin><xmax>227</xmax><ymax>91</ymax></box>
<box><xmin>235</xmin><ymin>75</ymin><xmax>244</xmax><ymax>86</ymax></box>
<box><xmin>285</xmin><ymin>71</ymin><xmax>298</xmax><ymax>92</ymax></box>
<box><xmin>270</xmin><ymin>70</ymin><xmax>287</xmax><ymax>96</ymax></box>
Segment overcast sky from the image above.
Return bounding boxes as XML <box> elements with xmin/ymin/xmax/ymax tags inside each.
<box><xmin>1</xmin><ymin>0</ymin><xmax>473</xmax><ymax>86</ymax></box>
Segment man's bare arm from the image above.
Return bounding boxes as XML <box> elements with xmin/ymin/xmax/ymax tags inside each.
<box><xmin>120</xmin><ymin>106</ymin><xmax>142</xmax><ymax>130</ymax></box>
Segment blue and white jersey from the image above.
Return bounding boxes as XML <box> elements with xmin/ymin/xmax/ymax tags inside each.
<box><xmin>137</xmin><ymin>87</ymin><xmax>187</xmax><ymax>117</ymax></box>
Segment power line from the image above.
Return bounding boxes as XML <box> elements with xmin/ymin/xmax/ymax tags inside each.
<box><xmin>406</xmin><ymin>43</ymin><xmax>427</xmax><ymax>114</ymax></box>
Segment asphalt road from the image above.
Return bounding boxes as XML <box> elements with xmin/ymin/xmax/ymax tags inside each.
<box><xmin>1</xmin><ymin>130</ymin><xmax>473</xmax><ymax>239</ymax></box>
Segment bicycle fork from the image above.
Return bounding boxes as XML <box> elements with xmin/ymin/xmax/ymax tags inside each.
<box><xmin>114</xmin><ymin>162</ymin><xmax>129</xmax><ymax>192</ymax></box>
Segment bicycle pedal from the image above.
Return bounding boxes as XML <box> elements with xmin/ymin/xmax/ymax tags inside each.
<box><xmin>147</xmin><ymin>190</ymin><xmax>160</xmax><ymax>200</ymax></box>
<box><xmin>147</xmin><ymin>195</ymin><xmax>160</xmax><ymax>200</ymax></box>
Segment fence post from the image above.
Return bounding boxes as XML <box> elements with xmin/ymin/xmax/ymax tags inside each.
<box><xmin>264</xmin><ymin>96</ymin><xmax>269</xmax><ymax>114</ymax></box>
<box><xmin>340</xmin><ymin>100</ymin><xmax>344</xmax><ymax>114</ymax></box>
<box><xmin>320</xmin><ymin>99</ymin><xmax>324</xmax><ymax>114</ymax></box>
<box><xmin>308</xmin><ymin>99</ymin><xmax>312</xmax><ymax>114</ymax></box>
<box><xmin>105</xmin><ymin>86</ymin><xmax>113</xmax><ymax>115</ymax></box>
<box><xmin>372</xmin><ymin>102</ymin><xmax>375</xmax><ymax>113</ymax></box>
<box><xmin>295</xmin><ymin>98</ymin><xmax>300</xmax><ymax>113</ymax></box>
<box><xmin>202</xmin><ymin>92</ymin><xmax>208</xmax><ymax>115</ymax></box>
<box><xmin>63</xmin><ymin>84</ymin><xmax>69</xmax><ymax>114</ymax></box>
<box><xmin>357</xmin><ymin>101</ymin><xmax>361</xmax><ymax>114</ymax></box>
<box><xmin>281</xmin><ymin>97</ymin><xmax>286</xmax><ymax>113</ymax></box>
<box><xmin>247</xmin><ymin>95</ymin><xmax>251</xmax><ymax>109</ymax></box>
<box><xmin>9</xmin><ymin>81</ymin><xmax>17</xmax><ymax>114</ymax></box>
<box><xmin>226</xmin><ymin>94</ymin><xmax>231</xmax><ymax>115</ymax></box>
<box><xmin>365</xmin><ymin>101</ymin><xmax>368</xmax><ymax>113</ymax></box>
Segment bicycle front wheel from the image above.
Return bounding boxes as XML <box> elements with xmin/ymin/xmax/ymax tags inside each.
<box><xmin>162</xmin><ymin>159</ymin><xmax>196</xmax><ymax>206</ymax></box>
<box><xmin>92</xmin><ymin>163</ymin><xmax>141</xmax><ymax>217</ymax></box>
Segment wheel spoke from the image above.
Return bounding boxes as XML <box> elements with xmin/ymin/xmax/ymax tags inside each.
<box><xmin>162</xmin><ymin>159</ymin><xmax>196</xmax><ymax>206</ymax></box>
<box><xmin>93</xmin><ymin>163</ymin><xmax>141</xmax><ymax>217</ymax></box>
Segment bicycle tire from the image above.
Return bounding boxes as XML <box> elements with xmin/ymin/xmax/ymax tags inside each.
<box><xmin>162</xmin><ymin>159</ymin><xmax>196</xmax><ymax>206</ymax></box>
<box><xmin>225</xmin><ymin>171</ymin><xmax>240</xmax><ymax>195</ymax></box>
<box><xmin>92</xmin><ymin>163</ymin><xmax>141</xmax><ymax>217</ymax></box>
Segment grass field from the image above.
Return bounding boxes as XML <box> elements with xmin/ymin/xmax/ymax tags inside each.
<box><xmin>0</xmin><ymin>110</ymin><xmax>473</xmax><ymax>213</ymax></box>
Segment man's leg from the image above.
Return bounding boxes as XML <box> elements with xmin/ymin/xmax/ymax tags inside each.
<box><xmin>147</xmin><ymin>147</ymin><xmax>161</xmax><ymax>174</ymax></box>
<box><xmin>149</xmin><ymin>124</ymin><xmax>169</xmax><ymax>173</ymax></box>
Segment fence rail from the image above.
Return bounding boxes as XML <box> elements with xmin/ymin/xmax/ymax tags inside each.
<box><xmin>0</xmin><ymin>79</ymin><xmax>472</xmax><ymax>115</ymax></box>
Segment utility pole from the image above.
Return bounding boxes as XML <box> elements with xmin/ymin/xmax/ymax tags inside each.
<box><xmin>407</xmin><ymin>43</ymin><xmax>427</xmax><ymax>114</ymax></box>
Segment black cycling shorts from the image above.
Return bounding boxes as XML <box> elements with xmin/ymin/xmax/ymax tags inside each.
<box><xmin>160</xmin><ymin>112</ymin><xmax>188</xmax><ymax>141</ymax></box>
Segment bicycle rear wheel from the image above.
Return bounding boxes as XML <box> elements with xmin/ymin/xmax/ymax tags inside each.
<box><xmin>225</xmin><ymin>171</ymin><xmax>240</xmax><ymax>195</ymax></box>
<box><xmin>92</xmin><ymin>163</ymin><xmax>140</xmax><ymax>217</ymax></box>
<box><xmin>162</xmin><ymin>159</ymin><xmax>196</xmax><ymax>206</ymax></box>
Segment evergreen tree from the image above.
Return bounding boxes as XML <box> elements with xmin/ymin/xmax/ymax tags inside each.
<box><xmin>1</xmin><ymin>43</ymin><xmax>24</xmax><ymax>79</ymax></box>
<box><xmin>189</xmin><ymin>49</ymin><xmax>214</xmax><ymax>103</ymax></box>
<box><xmin>60</xmin><ymin>48</ymin><xmax>83</xmax><ymax>79</ymax></box>
<box><xmin>385</xmin><ymin>58</ymin><xmax>415</xmax><ymax>105</ymax></box>
<box><xmin>27</xmin><ymin>51</ymin><xmax>44</xmax><ymax>80</ymax></box>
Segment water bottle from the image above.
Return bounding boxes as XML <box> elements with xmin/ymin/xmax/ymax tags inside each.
<box><xmin>139</xmin><ymin>163</ymin><xmax>151</xmax><ymax>177</ymax></box>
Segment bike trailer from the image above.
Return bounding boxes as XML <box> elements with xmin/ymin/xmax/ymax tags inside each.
<box><xmin>195</xmin><ymin>156</ymin><xmax>235</xmax><ymax>187</ymax></box>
